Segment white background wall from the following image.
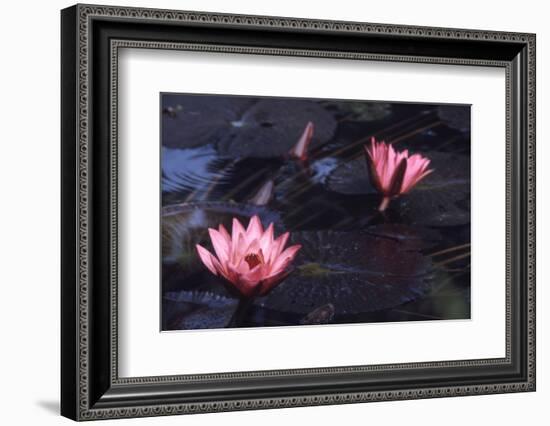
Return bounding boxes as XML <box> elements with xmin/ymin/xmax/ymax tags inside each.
<box><xmin>0</xmin><ymin>0</ymin><xmax>546</xmax><ymax>424</ymax></box>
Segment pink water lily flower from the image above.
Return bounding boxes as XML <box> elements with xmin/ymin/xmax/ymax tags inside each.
<box><xmin>365</xmin><ymin>137</ymin><xmax>433</xmax><ymax>212</ymax></box>
<box><xmin>196</xmin><ymin>215</ymin><xmax>301</xmax><ymax>298</ymax></box>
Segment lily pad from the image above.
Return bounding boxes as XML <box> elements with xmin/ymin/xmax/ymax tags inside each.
<box><xmin>162</xmin><ymin>95</ymin><xmax>337</xmax><ymax>158</ymax></box>
<box><xmin>437</xmin><ymin>105</ymin><xmax>471</xmax><ymax>133</ymax></box>
<box><xmin>397</xmin><ymin>152</ymin><xmax>470</xmax><ymax>226</ymax></box>
<box><xmin>325</xmin><ymin>101</ymin><xmax>392</xmax><ymax>122</ymax></box>
<box><xmin>163</xmin><ymin>290</ymin><xmax>238</xmax><ymax>330</ymax></box>
<box><xmin>365</xmin><ymin>224</ymin><xmax>441</xmax><ymax>250</ymax></box>
<box><xmin>256</xmin><ymin>230</ymin><xmax>433</xmax><ymax>315</ymax></box>
<box><xmin>162</xmin><ymin>95</ymin><xmax>253</xmax><ymax>149</ymax></box>
<box><xmin>325</xmin><ymin>156</ymin><xmax>376</xmax><ymax>195</ymax></box>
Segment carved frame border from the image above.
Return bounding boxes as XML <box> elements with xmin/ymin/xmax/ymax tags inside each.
<box><xmin>62</xmin><ymin>3</ymin><xmax>535</xmax><ymax>420</ymax></box>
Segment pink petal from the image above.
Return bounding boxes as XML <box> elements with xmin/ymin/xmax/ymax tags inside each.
<box><xmin>401</xmin><ymin>154</ymin><xmax>432</xmax><ymax>193</ymax></box>
<box><xmin>365</xmin><ymin>138</ymin><xmax>432</xmax><ymax>196</ymax></box>
<box><xmin>246</xmin><ymin>215</ymin><xmax>264</xmax><ymax>240</ymax></box>
<box><xmin>218</xmin><ymin>223</ymin><xmax>231</xmax><ymax>243</ymax></box>
<box><xmin>221</xmin><ymin>262</ymin><xmax>242</xmax><ymax>285</ymax></box>
<box><xmin>259</xmin><ymin>269</ymin><xmax>290</xmax><ymax>295</ymax></box>
<box><xmin>225</xmin><ymin>264</ymin><xmax>263</xmax><ymax>297</ymax></box>
<box><xmin>365</xmin><ymin>147</ymin><xmax>383</xmax><ymax>193</ymax></box>
<box><xmin>233</xmin><ymin>279</ymin><xmax>259</xmax><ymax>298</ymax></box>
<box><xmin>289</xmin><ymin>121</ymin><xmax>314</xmax><ymax>161</ymax></box>
<box><xmin>208</xmin><ymin>228</ymin><xmax>230</xmax><ymax>264</ymax></box>
<box><xmin>241</xmin><ymin>263</ymin><xmax>264</xmax><ymax>285</ymax></box>
<box><xmin>196</xmin><ymin>244</ymin><xmax>219</xmax><ymax>276</ymax></box>
<box><xmin>259</xmin><ymin>223</ymin><xmax>275</xmax><ymax>258</ymax></box>
<box><xmin>231</xmin><ymin>232</ymin><xmax>247</xmax><ymax>265</ymax></box>
<box><xmin>231</xmin><ymin>218</ymin><xmax>246</xmax><ymax>259</ymax></box>
<box><xmin>268</xmin><ymin>232</ymin><xmax>290</xmax><ymax>266</ymax></box>
<box><xmin>403</xmin><ymin>168</ymin><xmax>433</xmax><ymax>193</ymax></box>
<box><xmin>231</xmin><ymin>217</ymin><xmax>246</xmax><ymax>241</ymax></box>
<box><xmin>269</xmin><ymin>244</ymin><xmax>301</xmax><ymax>275</ymax></box>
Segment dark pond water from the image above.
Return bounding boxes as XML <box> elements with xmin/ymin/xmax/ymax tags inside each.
<box><xmin>161</xmin><ymin>94</ymin><xmax>471</xmax><ymax>330</ymax></box>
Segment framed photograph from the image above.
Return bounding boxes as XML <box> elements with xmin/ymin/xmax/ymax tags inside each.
<box><xmin>61</xmin><ymin>4</ymin><xmax>536</xmax><ymax>421</ymax></box>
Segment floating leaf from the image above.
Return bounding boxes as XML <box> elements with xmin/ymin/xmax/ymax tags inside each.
<box><xmin>437</xmin><ymin>105</ymin><xmax>471</xmax><ymax>133</ymax></box>
<box><xmin>257</xmin><ymin>230</ymin><xmax>433</xmax><ymax>315</ymax></box>
<box><xmin>325</xmin><ymin>101</ymin><xmax>392</xmax><ymax>122</ymax></box>
<box><xmin>372</xmin><ymin>270</ymin><xmax>471</xmax><ymax>322</ymax></box>
<box><xmin>325</xmin><ymin>156</ymin><xmax>376</xmax><ymax>195</ymax></box>
<box><xmin>162</xmin><ymin>95</ymin><xmax>337</xmax><ymax>158</ymax></box>
<box><xmin>365</xmin><ymin>224</ymin><xmax>441</xmax><ymax>250</ymax></box>
<box><xmin>397</xmin><ymin>152</ymin><xmax>470</xmax><ymax>226</ymax></box>
<box><xmin>162</xmin><ymin>95</ymin><xmax>253</xmax><ymax>149</ymax></box>
<box><xmin>217</xmin><ymin>99</ymin><xmax>336</xmax><ymax>158</ymax></box>
<box><xmin>163</xmin><ymin>290</ymin><xmax>238</xmax><ymax>330</ymax></box>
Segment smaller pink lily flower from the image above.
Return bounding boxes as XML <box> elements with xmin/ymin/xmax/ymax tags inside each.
<box><xmin>364</xmin><ymin>137</ymin><xmax>433</xmax><ymax>212</ymax></box>
<box><xmin>289</xmin><ymin>121</ymin><xmax>314</xmax><ymax>162</ymax></box>
<box><xmin>196</xmin><ymin>215</ymin><xmax>301</xmax><ymax>298</ymax></box>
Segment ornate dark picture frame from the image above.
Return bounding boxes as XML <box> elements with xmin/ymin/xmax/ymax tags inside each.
<box><xmin>61</xmin><ymin>3</ymin><xmax>536</xmax><ymax>421</ymax></box>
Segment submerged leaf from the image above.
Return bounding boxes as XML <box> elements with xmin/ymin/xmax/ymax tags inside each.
<box><xmin>299</xmin><ymin>304</ymin><xmax>335</xmax><ymax>325</ymax></box>
<box><xmin>257</xmin><ymin>230</ymin><xmax>433</xmax><ymax>315</ymax></box>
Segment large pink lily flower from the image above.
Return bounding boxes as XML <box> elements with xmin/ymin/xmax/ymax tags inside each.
<box><xmin>364</xmin><ymin>137</ymin><xmax>433</xmax><ymax>212</ymax></box>
<box><xmin>196</xmin><ymin>215</ymin><xmax>301</xmax><ymax>298</ymax></box>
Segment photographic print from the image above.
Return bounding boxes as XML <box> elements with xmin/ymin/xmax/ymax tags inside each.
<box><xmin>161</xmin><ymin>93</ymin><xmax>471</xmax><ymax>331</ymax></box>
